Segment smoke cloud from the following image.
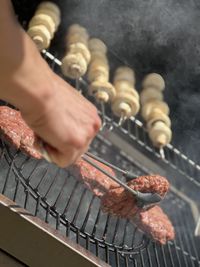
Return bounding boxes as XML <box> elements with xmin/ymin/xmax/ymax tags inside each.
<box><xmin>56</xmin><ymin>0</ymin><xmax>200</xmax><ymax>161</ymax></box>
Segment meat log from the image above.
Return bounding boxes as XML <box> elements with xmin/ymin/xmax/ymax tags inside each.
<box><xmin>133</xmin><ymin>205</ymin><xmax>175</xmax><ymax>245</ymax></box>
<box><xmin>101</xmin><ymin>174</ymin><xmax>174</xmax><ymax>244</ymax></box>
<box><xmin>101</xmin><ymin>175</ymin><xmax>169</xmax><ymax>217</ymax></box>
<box><xmin>69</xmin><ymin>158</ymin><xmax>118</xmax><ymax>197</ymax></box>
<box><xmin>0</xmin><ymin>106</ymin><xmax>41</xmax><ymax>159</ymax></box>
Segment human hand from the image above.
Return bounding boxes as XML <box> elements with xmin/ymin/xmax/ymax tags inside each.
<box><xmin>0</xmin><ymin>19</ymin><xmax>101</xmax><ymax>167</ymax></box>
<box><xmin>22</xmin><ymin>72</ymin><xmax>102</xmax><ymax>167</ymax></box>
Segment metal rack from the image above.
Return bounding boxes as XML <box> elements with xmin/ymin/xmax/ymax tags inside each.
<box><xmin>0</xmin><ymin>132</ymin><xmax>200</xmax><ymax>266</ymax></box>
<box><xmin>0</xmin><ymin>52</ymin><xmax>200</xmax><ymax>267</ymax></box>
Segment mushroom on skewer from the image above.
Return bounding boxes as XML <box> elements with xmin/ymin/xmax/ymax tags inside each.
<box><xmin>88</xmin><ymin>38</ymin><xmax>116</xmax><ymax>103</ymax></box>
<box><xmin>140</xmin><ymin>73</ymin><xmax>172</xmax><ymax>155</ymax></box>
<box><xmin>27</xmin><ymin>1</ymin><xmax>61</xmax><ymax>51</ymax></box>
<box><xmin>111</xmin><ymin>67</ymin><xmax>140</xmax><ymax>123</ymax></box>
<box><xmin>61</xmin><ymin>24</ymin><xmax>91</xmax><ymax>80</ymax></box>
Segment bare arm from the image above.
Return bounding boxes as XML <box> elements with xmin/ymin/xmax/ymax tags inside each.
<box><xmin>0</xmin><ymin>0</ymin><xmax>101</xmax><ymax>167</ymax></box>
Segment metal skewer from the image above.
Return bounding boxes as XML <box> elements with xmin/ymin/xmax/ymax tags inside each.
<box><xmin>100</xmin><ymin>101</ymin><xmax>106</xmax><ymax>130</ymax></box>
<box><xmin>159</xmin><ymin>147</ymin><xmax>165</xmax><ymax>159</ymax></box>
<box><xmin>118</xmin><ymin>114</ymin><xmax>127</xmax><ymax>127</ymax></box>
<box><xmin>75</xmin><ymin>78</ymin><xmax>82</xmax><ymax>93</ymax></box>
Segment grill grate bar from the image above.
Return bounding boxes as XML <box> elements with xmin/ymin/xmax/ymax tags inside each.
<box><xmin>124</xmin><ymin>255</ymin><xmax>129</xmax><ymax>267</ymax></box>
<box><xmin>105</xmin><ymin>245</ymin><xmax>109</xmax><ymax>264</ymax></box>
<box><xmin>96</xmin><ymin>240</ymin><xmax>99</xmax><ymax>257</ymax></box>
<box><xmin>34</xmin><ymin>168</ymin><xmax>49</xmax><ymax>191</ymax></box>
<box><xmin>153</xmin><ymin>243</ymin><xmax>161</xmax><ymax>267</ymax></box>
<box><xmin>111</xmin><ymin>218</ymin><xmax>121</xmax><ymax>245</ymax></box>
<box><xmin>18</xmin><ymin>156</ymin><xmax>30</xmax><ymax>171</ymax></box>
<box><xmin>131</xmin><ymin>227</ymin><xmax>138</xmax><ymax>248</ymax></box>
<box><xmin>71</xmin><ymin>189</ymin><xmax>87</xmax><ymax>225</ymax></box>
<box><xmin>182</xmin><ymin>210</ymin><xmax>200</xmax><ymax>264</ymax></box>
<box><xmin>160</xmin><ymin>246</ymin><xmax>168</xmax><ymax>267</ymax></box>
<box><xmin>61</xmin><ymin>180</ymin><xmax>79</xmax><ymax>216</ymax></box>
<box><xmin>80</xmin><ymin>194</ymin><xmax>96</xmax><ymax>231</ymax></box>
<box><xmin>115</xmin><ymin>249</ymin><xmax>120</xmax><ymax>267</ymax></box>
<box><xmin>13</xmin><ymin>178</ymin><xmax>20</xmax><ymax>202</ymax></box>
<box><xmin>56</xmin><ymin>212</ymin><xmax>60</xmax><ymax>230</ymax></box>
<box><xmin>146</xmin><ymin>247</ymin><xmax>153</xmax><ymax>267</ymax></box>
<box><xmin>172</xmin><ymin>221</ymin><xmax>189</xmax><ymax>267</ymax></box>
<box><xmin>26</xmin><ymin>161</ymin><xmax>41</xmax><ymax>183</ymax></box>
<box><xmin>86</xmin><ymin>235</ymin><xmax>90</xmax><ymax>250</ymax></box>
<box><xmin>166</xmin><ymin>243</ymin><xmax>177</xmax><ymax>267</ymax></box>
<box><xmin>185</xmin><ymin>221</ymin><xmax>200</xmax><ymax>263</ymax></box>
<box><xmin>43</xmin><ymin>169</ymin><xmax>60</xmax><ymax>200</ymax></box>
<box><xmin>45</xmin><ymin>204</ymin><xmax>50</xmax><ymax>223</ymax></box>
<box><xmin>91</xmin><ymin>208</ymin><xmax>102</xmax><ymax>236</ymax></box>
<box><xmin>102</xmin><ymin>214</ymin><xmax>111</xmax><ymax>241</ymax></box>
<box><xmin>121</xmin><ymin>220</ymin><xmax>129</xmax><ymax>248</ymax></box>
<box><xmin>2</xmin><ymin>152</ymin><xmax>18</xmax><ymax>194</ymax></box>
<box><xmin>65</xmin><ymin>220</ymin><xmax>70</xmax><ymax>237</ymax></box>
<box><xmin>76</xmin><ymin>229</ymin><xmax>80</xmax><ymax>244</ymax></box>
<box><xmin>24</xmin><ymin>188</ymin><xmax>29</xmax><ymax>209</ymax></box>
<box><xmin>35</xmin><ymin>195</ymin><xmax>41</xmax><ymax>216</ymax></box>
<box><xmin>139</xmin><ymin>250</ymin><xmax>145</xmax><ymax>267</ymax></box>
<box><xmin>51</xmin><ymin>176</ymin><xmax>69</xmax><ymax>209</ymax></box>
<box><xmin>177</xmin><ymin>212</ymin><xmax>196</xmax><ymax>267</ymax></box>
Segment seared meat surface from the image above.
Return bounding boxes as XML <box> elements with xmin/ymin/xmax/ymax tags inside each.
<box><xmin>101</xmin><ymin>175</ymin><xmax>169</xmax><ymax>217</ymax></box>
<box><xmin>0</xmin><ymin>106</ymin><xmax>41</xmax><ymax>158</ymax></box>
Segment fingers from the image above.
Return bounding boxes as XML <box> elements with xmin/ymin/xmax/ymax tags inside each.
<box><xmin>44</xmin><ymin>140</ymin><xmax>91</xmax><ymax>168</ymax></box>
<box><xmin>44</xmin><ymin>144</ymin><xmax>79</xmax><ymax>167</ymax></box>
<box><xmin>24</xmin><ymin>71</ymin><xmax>102</xmax><ymax>168</ymax></box>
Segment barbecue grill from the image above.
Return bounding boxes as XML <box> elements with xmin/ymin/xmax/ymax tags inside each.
<box><xmin>1</xmin><ymin>1</ymin><xmax>200</xmax><ymax>266</ymax></box>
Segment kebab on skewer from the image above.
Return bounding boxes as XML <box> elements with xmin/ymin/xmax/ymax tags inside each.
<box><xmin>61</xmin><ymin>24</ymin><xmax>91</xmax><ymax>80</ymax></box>
<box><xmin>140</xmin><ymin>73</ymin><xmax>172</xmax><ymax>154</ymax></box>
<box><xmin>111</xmin><ymin>66</ymin><xmax>140</xmax><ymax>125</ymax></box>
<box><xmin>87</xmin><ymin>38</ymin><xmax>116</xmax><ymax>126</ymax></box>
<box><xmin>27</xmin><ymin>1</ymin><xmax>61</xmax><ymax>51</ymax></box>
<box><xmin>87</xmin><ymin>38</ymin><xmax>116</xmax><ymax>103</ymax></box>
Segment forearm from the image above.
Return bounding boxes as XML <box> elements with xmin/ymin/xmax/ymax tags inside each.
<box><xmin>0</xmin><ymin>1</ymin><xmax>53</xmax><ymax>115</ymax></box>
<box><xmin>0</xmin><ymin>0</ymin><xmax>21</xmax><ymax>70</ymax></box>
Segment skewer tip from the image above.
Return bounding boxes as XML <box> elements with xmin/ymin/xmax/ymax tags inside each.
<box><xmin>159</xmin><ymin>147</ymin><xmax>165</xmax><ymax>159</ymax></box>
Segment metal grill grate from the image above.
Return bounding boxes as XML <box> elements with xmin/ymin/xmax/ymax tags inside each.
<box><xmin>0</xmin><ymin>136</ymin><xmax>200</xmax><ymax>267</ymax></box>
<box><xmin>0</xmin><ymin>50</ymin><xmax>200</xmax><ymax>266</ymax></box>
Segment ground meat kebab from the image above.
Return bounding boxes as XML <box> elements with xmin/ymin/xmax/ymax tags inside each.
<box><xmin>133</xmin><ymin>205</ymin><xmax>175</xmax><ymax>244</ymax></box>
<box><xmin>69</xmin><ymin>159</ymin><xmax>119</xmax><ymax>197</ymax></box>
<box><xmin>101</xmin><ymin>175</ymin><xmax>169</xmax><ymax>217</ymax></box>
<box><xmin>0</xmin><ymin>106</ymin><xmax>41</xmax><ymax>159</ymax></box>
